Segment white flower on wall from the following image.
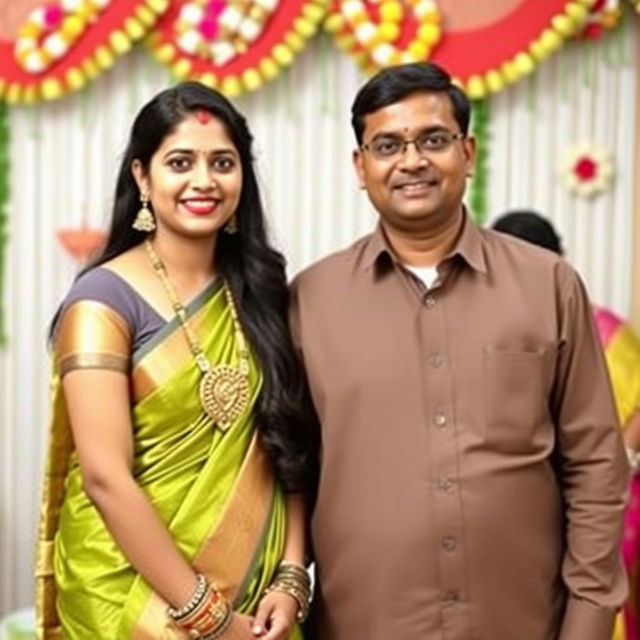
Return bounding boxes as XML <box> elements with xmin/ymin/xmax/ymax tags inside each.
<box><xmin>560</xmin><ymin>141</ymin><xmax>615</xmax><ymax>199</ymax></box>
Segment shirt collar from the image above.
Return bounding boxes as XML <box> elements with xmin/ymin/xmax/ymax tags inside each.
<box><xmin>362</xmin><ymin>210</ymin><xmax>487</xmax><ymax>275</ymax></box>
<box><xmin>448</xmin><ymin>210</ymin><xmax>487</xmax><ymax>274</ymax></box>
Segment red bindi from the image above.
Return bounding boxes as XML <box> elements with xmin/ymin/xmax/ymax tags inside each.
<box><xmin>196</xmin><ymin>109</ymin><xmax>211</xmax><ymax>124</ymax></box>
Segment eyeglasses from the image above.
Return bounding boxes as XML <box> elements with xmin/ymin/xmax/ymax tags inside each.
<box><xmin>361</xmin><ymin>130</ymin><xmax>465</xmax><ymax>160</ymax></box>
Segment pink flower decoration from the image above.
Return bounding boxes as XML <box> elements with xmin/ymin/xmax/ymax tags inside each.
<box><xmin>199</xmin><ymin>17</ymin><xmax>218</xmax><ymax>39</ymax></box>
<box><xmin>44</xmin><ymin>4</ymin><xmax>64</xmax><ymax>29</ymax></box>
<box><xmin>206</xmin><ymin>0</ymin><xmax>226</xmax><ymax>16</ymax></box>
<box><xmin>574</xmin><ymin>156</ymin><xmax>597</xmax><ymax>182</ymax></box>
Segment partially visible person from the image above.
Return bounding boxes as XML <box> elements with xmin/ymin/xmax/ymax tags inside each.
<box><xmin>493</xmin><ymin>210</ymin><xmax>640</xmax><ymax>640</ymax></box>
<box><xmin>36</xmin><ymin>82</ymin><xmax>314</xmax><ymax>640</ymax></box>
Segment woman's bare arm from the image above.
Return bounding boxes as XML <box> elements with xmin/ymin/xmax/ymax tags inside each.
<box><xmin>63</xmin><ymin>368</ymin><xmax>198</xmax><ymax>608</ymax></box>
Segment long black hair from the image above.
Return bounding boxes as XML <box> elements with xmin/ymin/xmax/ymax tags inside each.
<box><xmin>59</xmin><ymin>82</ymin><xmax>317</xmax><ymax>493</ymax></box>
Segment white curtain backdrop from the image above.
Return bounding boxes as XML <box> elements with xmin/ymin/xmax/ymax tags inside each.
<box><xmin>0</xmin><ymin>17</ymin><xmax>637</xmax><ymax>613</ymax></box>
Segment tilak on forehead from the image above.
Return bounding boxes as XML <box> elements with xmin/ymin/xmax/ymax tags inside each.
<box><xmin>196</xmin><ymin>109</ymin><xmax>212</xmax><ymax>124</ymax></box>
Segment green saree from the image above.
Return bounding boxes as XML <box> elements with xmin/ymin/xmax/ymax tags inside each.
<box><xmin>35</xmin><ymin>279</ymin><xmax>302</xmax><ymax>640</ymax></box>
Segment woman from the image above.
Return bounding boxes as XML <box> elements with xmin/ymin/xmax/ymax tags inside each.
<box><xmin>36</xmin><ymin>82</ymin><xmax>315</xmax><ymax>640</ymax></box>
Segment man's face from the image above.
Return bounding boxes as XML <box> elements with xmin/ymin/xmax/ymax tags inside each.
<box><xmin>353</xmin><ymin>91</ymin><xmax>475</xmax><ymax>232</ymax></box>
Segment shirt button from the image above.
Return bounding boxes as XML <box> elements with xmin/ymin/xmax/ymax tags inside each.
<box><xmin>438</xmin><ymin>476</ymin><xmax>456</xmax><ymax>493</ymax></box>
<box><xmin>425</xmin><ymin>295</ymin><xmax>436</xmax><ymax>309</ymax></box>
<box><xmin>429</xmin><ymin>353</ymin><xmax>444</xmax><ymax>368</ymax></box>
<box><xmin>443</xmin><ymin>589</ymin><xmax>460</xmax><ymax>603</ymax></box>
<box><xmin>433</xmin><ymin>412</ymin><xmax>447</xmax><ymax>428</ymax></box>
<box><xmin>442</xmin><ymin>536</ymin><xmax>457</xmax><ymax>552</ymax></box>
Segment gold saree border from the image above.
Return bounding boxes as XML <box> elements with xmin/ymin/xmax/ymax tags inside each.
<box><xmin>59</xmin><ymin>352</ymin><xmax>129</xmax><ymax>376</ymax></box>
<box><xmin>56</xmin><ymin>300</ymin><xmax>130</xmax><ymax>364</ymax></box>
<box><xmin>131</xmin><ymin>294</ymin><xmax>214</xmax><ymax>403</ymax></box>
<box><xmin>35</xmin><ymin>371</ymin><xmax>74</xmax><ymax>639</ymax></box>
<box><xmin>131</xmin><ymin>434</ymin><xmax>275</xmax><ymax>639</ymax></box>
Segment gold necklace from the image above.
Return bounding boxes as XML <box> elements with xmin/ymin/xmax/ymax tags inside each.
<box><xmin>145</xmin><ymin>239</ymin><xmax>250</xmax><ymax>431</ymax></box>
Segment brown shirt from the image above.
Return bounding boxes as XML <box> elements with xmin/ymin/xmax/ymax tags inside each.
<box><xmin>290</xmin><ymin>216</ymin><xmax>628</xmax><ymax>640</ymax></box>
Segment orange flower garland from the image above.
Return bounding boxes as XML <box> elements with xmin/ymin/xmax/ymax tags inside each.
<box><xmin>174</xmin><ymin>0</ymin><xmax>282</xmax><ymax>66</ymax></box>
<box><xmin>147</xmin><ymin>0</ymin><xmax>328</xmax><ymax>96</ymax></box>
<box><xmin>15</xmin><ymin>0</ymin><xmax>114</xmax><ymax>75</ymax></box>
<box><xmin>450</xmin><ymin>0</ymin><xmax>597</xmax><ymax>99</ymax></box>
<box><xmin>0</xmin><ymin>0</ymin><xmax>169</xmax><ymax>104</ymax></box>
<box><xmin>325</xmin><ymin>0</ymin><xmax>441</xmax><ymax>73</ymax></box>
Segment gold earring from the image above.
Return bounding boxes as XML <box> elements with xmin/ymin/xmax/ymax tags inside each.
<box><xmin>224</xmin><ymin>215</ymin><xmax>238</xmax><ymax>234</ymax></box>
<box><xmin>132</xmin><ymin>191</ymin><xmax>156</xmax><ymax>232</ymax></box>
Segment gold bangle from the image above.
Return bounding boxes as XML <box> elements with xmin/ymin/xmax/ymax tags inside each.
<box><xmin>167</xmin><ymin>573</ymin><xmax>208</xmax><ymax>620</ymax></box>
<box><xmin>265</xmin><ymin>562</ymin><xmax>312</xmax><ymax>623</ymax></box>
<box><xmin>265</xmin><ymin>582</ymin><xmax>310</xmax><ymax>622</ymax></box>
<box><xmin>169</xmin><ymin>580</ymin><xmax>231</xmax><ymax>638</ymax></box>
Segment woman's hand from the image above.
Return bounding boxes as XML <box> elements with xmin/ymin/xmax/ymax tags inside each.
<box><xmin>251</xmin><ymin>590</ymin><xmax>298</xmax><ymax>639</ymax></box>
<box><xmin>218</xmin><ymin>613</ymin><xmax>257</xmax><ymax>639</ymax></box>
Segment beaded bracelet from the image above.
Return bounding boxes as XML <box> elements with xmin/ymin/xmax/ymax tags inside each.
<box><xmin>167</xmin><ymin>573</ymin><xmax>208</xmax><ymax>620</ymax></box>
<box><xmin>167</xmin><ymin>574</ymin><xmax>232</xmax><ymax>638</ymax></box>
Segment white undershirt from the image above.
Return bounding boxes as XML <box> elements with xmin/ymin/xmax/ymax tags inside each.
<box><xmin>404</xmin><ymin>265</ymin><xmax>439</xmax><ymax>289</ymax></box>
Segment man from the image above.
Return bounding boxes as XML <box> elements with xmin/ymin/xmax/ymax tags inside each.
<box><xmin>291</xmin><ymin>63</ymin><xmax>628</xmax><ymax>640</ymax></box>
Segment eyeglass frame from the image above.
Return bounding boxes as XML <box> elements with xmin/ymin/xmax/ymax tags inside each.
<box><xmin>360</xmin><ymin>130</ymin><xmax>466</xmax><ymax>160</ymax></box>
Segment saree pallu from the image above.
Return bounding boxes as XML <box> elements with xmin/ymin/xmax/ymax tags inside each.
<box><xmin>35</xmin><ymin>280</ymin><xmax>302</xmax><ymax>640</ymax></box>
<box><xmin>595</xmin><ymin>308</ymin><xmax>640</xmax><ymax>640</ymax></box>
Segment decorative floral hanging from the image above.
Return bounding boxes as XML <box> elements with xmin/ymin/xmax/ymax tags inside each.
<box><xmin>3</xmin><ymin>0</ymin><xmax>637</xmax><ymax>102</ymax></box>
<box><xmin>560</xmin><ymin>141</ymin><xmax>615</xmax><ymax>199</ymax></box>
<box><xmin>0</xmin><ymin>0</ymin><xmax>169</xmax><ymax>104</ymax></box>
<box><xmin>325</xmin><ymin>0</ymin><xmax>597</xmax><ymax>99</ymax></box>
<box><xmin>15</xmin><ymin>0</ymin><xmax>114</xmax><ymax>75</ymax></box>
<box><xmin>324</xmin><ymin>0</ymin><xmax>442</xmax><ymax>74</ymax></box>
<box><xmin>146</xmin><ymin>0</ymin><xmax>328</xmax><ymax>96</ymax></box>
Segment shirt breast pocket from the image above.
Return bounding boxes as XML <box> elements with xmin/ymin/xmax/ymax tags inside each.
<box><xmin>483</xmin><ymin>345</ymin><xmax>555</xmax><ymax>452</ymax></box>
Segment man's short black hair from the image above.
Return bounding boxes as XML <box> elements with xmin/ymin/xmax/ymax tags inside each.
<box><xmin>492</xmin><ymin>211</ymin><xmax>564</xmax><ymax>256</ymax></box>
<box><xmin>351</xmin><ymin>62</ymin><xmax>471</xmax><ymax>146</ymax></box>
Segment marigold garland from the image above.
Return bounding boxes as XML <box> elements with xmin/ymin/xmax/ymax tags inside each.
<box><xmin>146</xmin><ymin>0</ymin><xmax>329</xmax><ymax>96</ymax></box>
<box><xmin>325</xmin><ymin>0</ymin><xmax>441</xmax><ymax>73</ymax></box>
<box><xmin>324</xmin><ymin>0</ymin><xmax>600</xmax><ymax>99</ymax></box>
<box><xmin>15</xmin><ymin>0</ymin><xmax>114</xmax><ymax>75</ymax></box>
<box><xmin>0</xmin><ymin>0</ymin><xmax>169</xmax><ymax>104</ymax></box>
<box><xmin>174</xmin><ymin>0</ymin><xmax>282</xmax><ymax>66</ymax></box>
<box><xmin>458</xmin><ymin>0</ymin><xmax>597</xmax><ymax>99</ymax></box>
<box><xmin>3</xmin><ymin>0</ymin><xmax>630</xmax><ymax>103</ymax></box>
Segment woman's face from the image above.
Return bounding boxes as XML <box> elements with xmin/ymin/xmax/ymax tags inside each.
<box><xmin>132</xmin><ymin>112</ymin><xmax>243</xmax><ymax>240</ymax></box>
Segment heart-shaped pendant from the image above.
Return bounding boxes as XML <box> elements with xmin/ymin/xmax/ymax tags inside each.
<box><xmin>200</xmin><ymin>364</ymin><xmax>250</xmax><ymax>430</ymax></box>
